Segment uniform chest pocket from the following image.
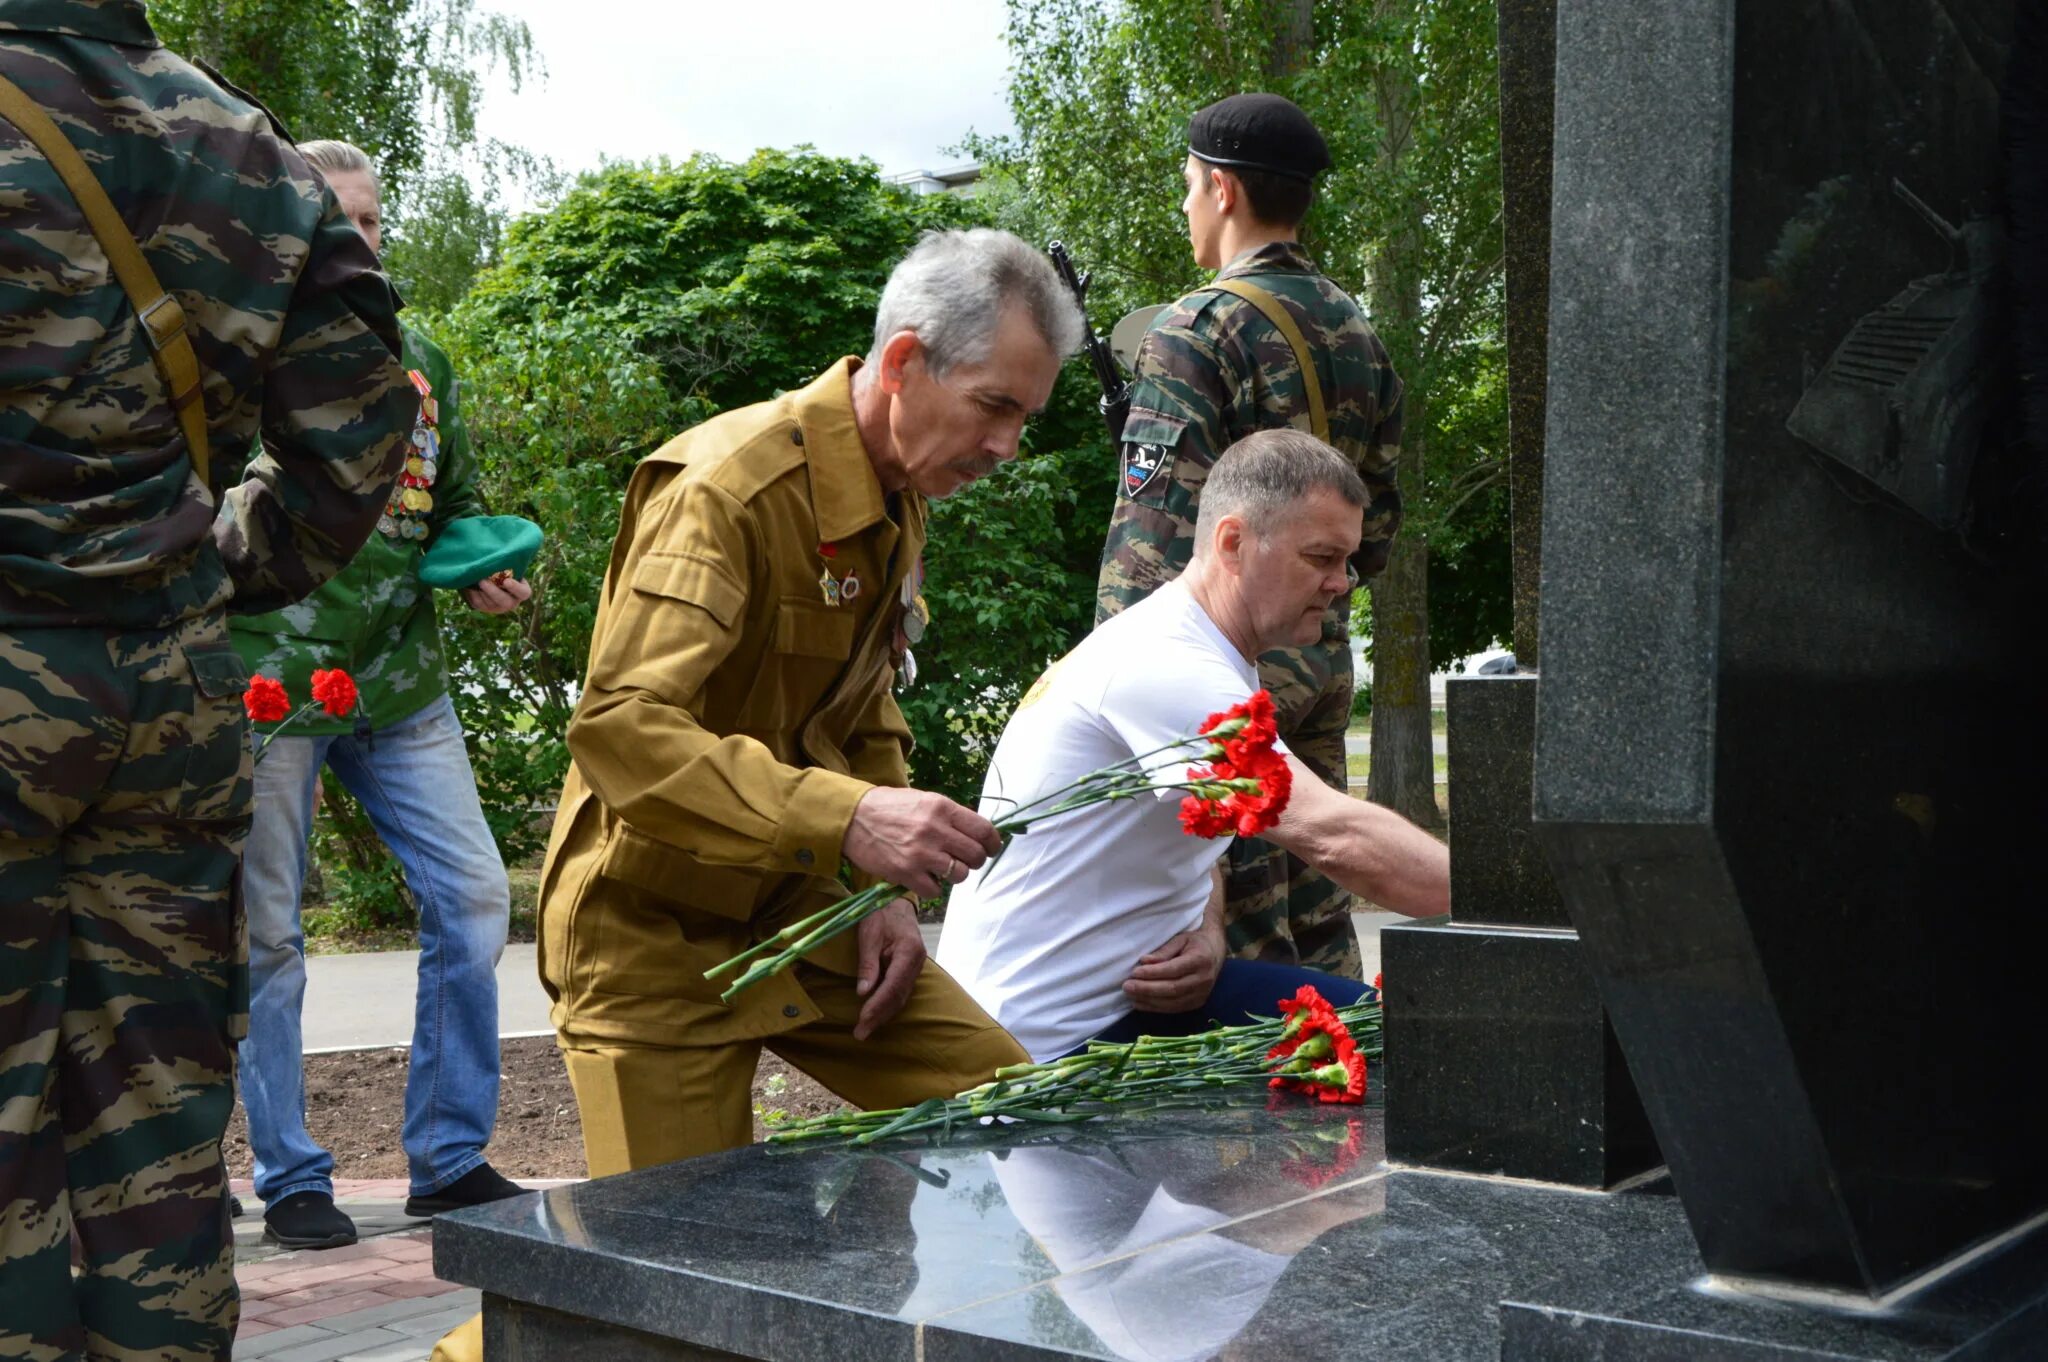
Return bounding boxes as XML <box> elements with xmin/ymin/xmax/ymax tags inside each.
<box><xmin>772</xmin><ymin>600</ymin><xmax>857</xmax><ymax>660</ymax></box>
<box><xmin>736</xmin><ymin>599</ymin><xmax>858</xmax><ymax>728</ymax></box>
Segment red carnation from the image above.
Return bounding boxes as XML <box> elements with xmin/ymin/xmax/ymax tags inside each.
<box><xmin>1274</xmin><ymin>984</ymin><xmax>1337</xmax><ymax>1043</ymax></box>
<box><xmin>309</xmin><ymin>668</ymin><xmax>358</xmax><ymax>718</ymax></box>
<box><xmin>1306</xmin><ymin>1046</ymin><xmax>1369</xmax><ymax>1103</ymax></box>
<box><xmin>243</xmin><ymin>674</ymin><xmax>290</xmax><ymax>724</ymax></box>
<box><xmin>1176</xmin><ymin>741</ymin><xmax>1290</xmax><ymax>844</ymax></box>
<box><xmin>1268</xmin><ymin>1016</ymin><xmax>1368</xmax><ymax>1104</ymax></box>
<box><xmin>1269</xmin><ymin>986</ymin><xmax>1348</xmax><ymax>1061</ymax></box>
<box><xmin>1178</xmin><ymin>795</ymin><xmax>1235</xmax><ymax>838</ymax></box>
<box><xmin>1199</xmin><ymin>689</ymin><xmax>1280</xmax><ymax>767</ymax></box>
<box><xmin>1226</xmin><ymin>749</ymin><xmax>1291</xmax><ymax>837</ymax></box>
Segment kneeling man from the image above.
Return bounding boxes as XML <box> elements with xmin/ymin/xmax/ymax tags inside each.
<box><xmin>938</xmin><ymin>430</ymin><xmax>1449</xmax><ymax>1061</ymax></box>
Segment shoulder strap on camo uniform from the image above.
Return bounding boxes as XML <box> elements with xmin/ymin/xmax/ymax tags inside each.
<box><xmin>0</xmin><ymin>73</ymin><xmax>212</xmax><ymax>489</ymax></box>
<box><xmin>1204</xmin><ymin>277</ymin><xmax>1327</xmax><ymax>442</ymax></box>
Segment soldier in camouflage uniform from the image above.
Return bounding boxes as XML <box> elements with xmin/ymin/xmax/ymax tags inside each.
<box><xmin>1097</xmin><ymin>93</ymin><xmax>1404</xmax><ymax>979</ymax></box>
<box><xmin>0</xmin><ymin>4</ymin><xmax>416</xmax><ymax>1356</ymax></box>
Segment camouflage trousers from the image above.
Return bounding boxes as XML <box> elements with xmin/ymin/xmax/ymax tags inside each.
<box><xmin>0</xmin><ymin>614</ymin><xmax>251</xmax><ymax>1362</ymax></box>
<box><xmin>1224</xmin><ymin>612</ymin><xmax>1363</xmax><ymax>980</ymax></box>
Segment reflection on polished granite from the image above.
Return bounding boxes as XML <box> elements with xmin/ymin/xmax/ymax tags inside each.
<box><xmin>435</xmin><ymin>1092</ymin><xmax>2048</xmax><ymax>1361</ymax></box>
<box><xmin>437</xmin><ymin>1093</ymin><xmax>1384</xmax><ymax>1362</ymax></box>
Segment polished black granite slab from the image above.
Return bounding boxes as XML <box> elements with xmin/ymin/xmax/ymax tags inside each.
<box><xmin>1449</xmin><ymin>667</ymin><xmax>1556</xmax><ymax>925</ymax></box>
<box><xmin>1445</xmin><ymin>675</ymin><xmax>1566</xmax><ymax>928</ymax></box>
<box><xmin>440</xmin><ymin>1097</ymin><xmax>2048</xmax><ymax>1361</ymax></box>
<box><xmin>1392</xmin><ymin>677</ymin><xmax>1656</xmax><ymax>1188</ymax></box>
<box><xmin>1533</xmin><ymin>0</ymin><xmax>2047</xmax><ymax>1295</ymax></box>
<box><xmin>1497</xmin><ymin>0</ymin><xmax>1555</xmax><ymax>667</ymax></box>
<box><xmin>1382</xmin><ymin>919</ymin><xmax>1657</xmax><ymax>1188</ymax></box>
<box><xmin>436</xmin><ymin>1095</ymin><xmax>1386</xmax><ymax>1362</ymax></box>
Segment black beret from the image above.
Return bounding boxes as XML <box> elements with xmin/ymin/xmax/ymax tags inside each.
<box><xmin>1187</xmin><ymin>93</ymin><xmax>1330</xmax><ymax>183</ymax></box>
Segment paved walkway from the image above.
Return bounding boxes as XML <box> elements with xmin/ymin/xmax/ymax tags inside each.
<box><xmin>231</xmin><ymin>1182</ymin><xmax>476</xmax><ymax>1360</ymax></box>
<box><xmin>304</xmin><ymin>944</ymin><xmax>551</xmax><ymax>1052</ymax></box>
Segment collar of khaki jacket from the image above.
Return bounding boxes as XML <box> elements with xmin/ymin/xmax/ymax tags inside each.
<box><xmin>792</xmin><ymin>356</ymin><xmax>894</xmax><ymax>546</ymax></box>
<box><xmin>0</xmin><ymin>1</ymin><xmax>157</xmax><ymax>45</ymax></box>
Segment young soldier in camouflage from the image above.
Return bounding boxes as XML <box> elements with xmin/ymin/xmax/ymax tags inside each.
<box><xmin>1096</xmin><ymin>93</ymin><xmax>1405</xmax><ymax>980</ymax></box>
<box><xmin>0</xmin><ymin>4</ymin><xmax>416</xmax><ymax>1358</ymax></box>
<box><xmin>228</xmin><ymin>141</ymin><xmax>532</xmax><ymax>1252</ymax></box>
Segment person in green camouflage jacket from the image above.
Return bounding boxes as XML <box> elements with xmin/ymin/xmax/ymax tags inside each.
<box><xmin>0</xmin><ymin>5</ymin><xmax>416</xmax><ymax>1358</ymax></box>
<box><xmin>228</xmin><ymin>140</ymin><xmax>533</xmax><ymax>1254</ymax></box>
<box><xmin>1096</xmin><ymin>94</ymin><xmax>1404</xmax><ymax>979</ymax></box>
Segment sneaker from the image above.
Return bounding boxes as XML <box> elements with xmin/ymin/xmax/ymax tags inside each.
<box><xmin>229</xmin><ymin>1195</ymin><xmax>245</xmax><ymax>1220</ymax></box>
<box><xmin>261</xmin><ymin>1191</ymin><xmax>358</xmax><ymax>1250</ymax></box>
<box><xmin>404</xmin><ymin>1162</ymin><xmax>527</xmax><ymax>1217</ymax></box>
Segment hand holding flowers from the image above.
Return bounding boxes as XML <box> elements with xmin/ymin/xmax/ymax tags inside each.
<box><xmin>706</xmin><ymin>690</ymin><xmax>1294</xmax><ymax>1003</ymax></box>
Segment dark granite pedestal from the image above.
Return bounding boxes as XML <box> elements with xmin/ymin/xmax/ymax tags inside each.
<box><xmin>438</xmin><ymin>1096</ymin><xmax>2048</xmax><ymax>1361</ymax></box>
<box><xmin>1385</xmin><ymin>674</ymin><xmax>1659</xmax><ymax>1189</ymax></box>
<box><xmin>1534</xmin><ymin>0</ymin><xmax>2047</xmax><ymax>1298</ymax></box>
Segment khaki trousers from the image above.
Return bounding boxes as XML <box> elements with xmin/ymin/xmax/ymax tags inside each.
<box><xmin>431</xmin><ymin>961</ymin><xmax>1024</xmax><ymax>1360</ymax></box>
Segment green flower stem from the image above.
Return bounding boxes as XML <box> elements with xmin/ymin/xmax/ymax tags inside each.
<box><xmin>712</xmin><ymin>757</ymin><xmax>1272</xmax><ymax>1001</ymax></box>
<box><xmin>764</xmin><ymin>997</ymin><xmax>1387</xmax><ymax>1147</ymax></box>
<box><xmin>251</xmin><ymin>698</ymin><xmax>333</xmax><ymax>762</ymax></box>
<box><xmin>703</xmin><ymin>885</ymin><xmax>892</xmax><ymax>982</ymax></box>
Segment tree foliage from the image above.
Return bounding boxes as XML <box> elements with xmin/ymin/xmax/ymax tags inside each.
<box><xmin>150</xmin><ymin>0</ymin><xmax>541</xmax><ymax>309</ymax></box>
<box><xmin>433</xmin><ymin>313</ymin><xmax>686</xmax><ymax>866</ymax></box>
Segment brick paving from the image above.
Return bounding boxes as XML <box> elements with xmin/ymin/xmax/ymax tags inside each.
<box><xmin>231</xmin><ymin>1177</ymin><xmax>576</xmax><ymax>1361</ymax></box>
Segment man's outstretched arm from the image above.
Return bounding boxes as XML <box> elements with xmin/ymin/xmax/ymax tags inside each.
<box><xmin>1263</xmin><ymin>757</ymin><xmax>1450</xmax><ymax>917</ymax></box>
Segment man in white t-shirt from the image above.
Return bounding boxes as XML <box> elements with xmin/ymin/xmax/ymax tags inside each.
<box><xmin>939</xmin><ymin>430</ymin><xmax>1450</xmax><ymax>1060</ymax></box>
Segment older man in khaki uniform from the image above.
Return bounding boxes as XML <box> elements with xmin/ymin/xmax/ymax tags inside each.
<box><xmin>433</xmin><ymin>225</ymin><xmax>1081</xmax><ymax>1362</ymax></box>
<box><xmin>553</xmin><ymin>228</ymin><xmax>1084</xmax><ymax>1165</ymax></box>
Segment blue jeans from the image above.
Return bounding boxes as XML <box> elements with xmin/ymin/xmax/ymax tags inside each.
<box><xmin>239</xmin><ymin>693</ymin><xmax>509</xmax><ymax>1202</ymax></box>
<box><xmin>1086</xmin><ymin>958</ymin><xmax>1373</xmax><ymax>1049</ymax></box>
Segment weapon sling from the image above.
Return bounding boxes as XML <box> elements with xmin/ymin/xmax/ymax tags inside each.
<box><xmin>0</xmin><ymin>73</ymin><xmax>211</xmax><ymax>487</ymax></box>
<box><xmin>1205</xmin><ymin>278</ymin><xmax>1327</xmax><ymax>441</ymax></box>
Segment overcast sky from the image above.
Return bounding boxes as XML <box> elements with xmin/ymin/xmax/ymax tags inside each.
<box><xmin>476</xmin><ymin>0</ymin><xmax>1018</xmax><ymax>199</ymax></box>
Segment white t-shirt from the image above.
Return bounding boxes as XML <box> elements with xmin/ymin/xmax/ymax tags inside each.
<box><xmin>937</xmin><ymin>577</ymin><xmax>1281</xmax><ymax>1061</ymax></box>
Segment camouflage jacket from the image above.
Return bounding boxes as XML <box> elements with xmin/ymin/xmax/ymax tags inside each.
<box><xmin>1095</xmin><ymin>240</ymin><xmax>1404</xmax><ymax>622</ymax></box>
<box><xmin>230</xmin><ymin>325</ymin><xmax>486</xmax><ymax>733</ymax></box>
<box><xmin>0</xmin><ymin>0</ymin><xmax>416</xmax><ymax>631</ymax></box>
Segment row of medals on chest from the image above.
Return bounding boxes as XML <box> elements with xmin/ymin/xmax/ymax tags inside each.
<box><xmin>379</xmin><ymin>369</ymin><xmax>439</xmax><ymax>541</ymax></box>
<box><xmin>817</xmin><ymin>541</ymin><xmax>924</xmax><ymax>645</ymax></box>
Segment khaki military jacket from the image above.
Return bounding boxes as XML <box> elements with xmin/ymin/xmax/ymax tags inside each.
<box><xmin>539</xmin><ymin>359</ymin><xmax>925</xmax><ymax>1047</ymax></box>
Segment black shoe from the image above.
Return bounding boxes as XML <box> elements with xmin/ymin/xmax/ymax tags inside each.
<box><xmin>262</xmin><ymin>1191</ymin><xmax>358</xmax><ymax>1250</ymax></box>
<box><xmin>229</xmin><ymin>1195</ymin><xmax>245</xmax><ymax>1220</ymax></box>
<box><xmin>404</xmin><ymin>1162</ymin><xmax>526</xmax><ymax>1217</ymax></box>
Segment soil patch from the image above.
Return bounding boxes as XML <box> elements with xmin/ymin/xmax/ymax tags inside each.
<box><xmin>222</xmin><ymin>1036</ymin><xmax>847</xmax><ymax>1182</ymax></box>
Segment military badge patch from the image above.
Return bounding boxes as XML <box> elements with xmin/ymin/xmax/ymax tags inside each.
<box><xmin>1123</xmin><ymin>443</ymin><xmax>1170</xmax><ymax>499</ymax></box>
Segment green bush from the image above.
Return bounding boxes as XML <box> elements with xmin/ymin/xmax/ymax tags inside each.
<box><xmin>430</xmin><ymin>311</ymin><xmax>686</xmax><ymax>867</ymax></box>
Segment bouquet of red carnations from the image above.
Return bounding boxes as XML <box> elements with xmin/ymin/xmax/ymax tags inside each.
<box><xmin>705</xmin><ymin>691</ymin><xmax>1293</xmax><ymax>1002</ymax></box>
<box><xmin>241</xmin><ymin>667</ymin><xmax>359</xmax><ymax>758</ymax></box>
<box><xmin>765</xmin><ymin>982</ymin><xmax>1380</xmax><ymax>1146</ymax></box>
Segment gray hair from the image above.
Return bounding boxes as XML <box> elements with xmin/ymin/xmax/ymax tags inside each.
<box><xmin>867</xmin><ymin>229</ymin><xmax>1084</xmax><ymax>377</ymax></box>
<box><xmin>299</xmin><ymin>139</ymin><xmax>380</xmax><ymax>199</ymax></box>
<box><xmin>1193</xmin><ymin>428</ymin><xmax>1368</xmax><ymax>544</ymax></box>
